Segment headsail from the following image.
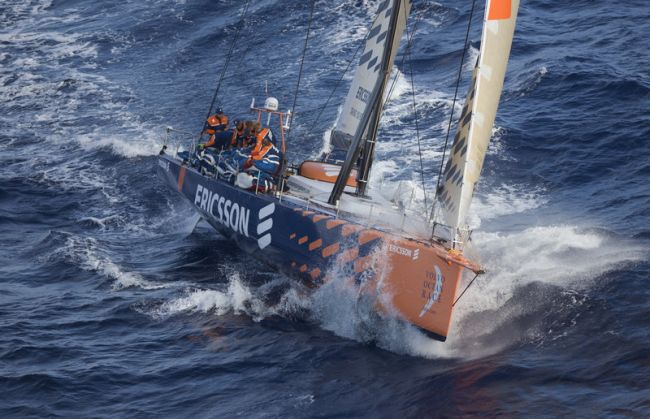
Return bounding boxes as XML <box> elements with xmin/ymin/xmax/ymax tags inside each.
<box><xmin>438</xmin><ymin>0</ymin><xmax>520</xmax><ymax>244</ymax></box>
<box><xmin>328</xmin><ymin>0</ymin><xmax>411</xmax><ymax>204</ymax></box>
<box><xmin>329</xmin><ymin>0</ymin><xmax>411</xmax><ymax>151</ymax></box>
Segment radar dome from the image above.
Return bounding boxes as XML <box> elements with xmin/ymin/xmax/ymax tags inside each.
<box><xmin>264</xmin><ymin>97</ymin><xmax>279</xmax><ymax>111</ymax></box>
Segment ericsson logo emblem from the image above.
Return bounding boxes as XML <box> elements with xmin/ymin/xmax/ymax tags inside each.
<box><xmin>257</xmin><ymin>203</ymin><xmax>275</xmax><ymax>250</ymax></box>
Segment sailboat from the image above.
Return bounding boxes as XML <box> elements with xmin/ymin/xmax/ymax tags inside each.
<box><xmin>157</xmin><ymin>0</ymin><xmax>519</xmax><ymax>341</ymax></box>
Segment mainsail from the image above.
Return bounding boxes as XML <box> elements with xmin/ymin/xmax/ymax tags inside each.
<box><xmin>438</xmin><ymin>0</ymin><xmax>520</xmax><ymax>243</ymax></box>
<box><xmin>329</xmin><ymin>0</ymin><xmax>411</xmax><ymax>151</ymax></box>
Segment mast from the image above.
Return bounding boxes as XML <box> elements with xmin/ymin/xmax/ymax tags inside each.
<box><xmin>356</xmin><ymin>0</ymin><xmax>404</xmax><ymax>196</ymax></box>
<box><xmin>437</xmin><ymin>0</ymin><xmax>520</xmax><ymax>247</ymax></box>
<box><xmin>328</xmin><ymin>0</ymin><xmax>411</xmax><ymax>204</ymax></box>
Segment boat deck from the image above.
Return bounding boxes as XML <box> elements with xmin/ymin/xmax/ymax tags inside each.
<box><xmin>282</xmin><ymin>174</ymin><xmax>438</xmax><ymax>243</ymax></box>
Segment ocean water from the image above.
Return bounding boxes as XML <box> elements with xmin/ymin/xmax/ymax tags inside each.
<box><xmin>1</xmin><ymin>0</ymin><xmax>649</xmax><ymax>417</ymax></box>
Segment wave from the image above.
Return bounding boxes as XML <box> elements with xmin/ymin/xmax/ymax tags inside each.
<box><xmin>146</xmin><ymin>273</ymin><xmax>308</xmax><ymax>322</ymax></box>
<box><xmin>74</xmin><ymin>133</ymin><xmax>164</xmax><ymax>158</ymax></box>
<box><xmin>47</xmin><ymin>233</ymin><xmax>173</xmax><ymax>291</ymax></box>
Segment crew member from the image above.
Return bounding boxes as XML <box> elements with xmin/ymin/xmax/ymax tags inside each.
<box><xmin>230</xmin><ymin>120</ymin><xmax>250</xmax><ymax>149</ymax></box>
<box><xmin>242</xmin><ymin>127</ymin><xmax>280</xmax><ymax>189</ymax></box>
<box><xmin>199</xmin><ymin>108</ymin><xmax>230</xmax><ymax>150</ymax></box>
<box><xmin>248</xmin><ymin>121</ymin><xmax>261</xmax><ymax>145</ymax></box>
<box><xmin>204</xmin><ymin>108</ymin><xmax>229</xmax><ymax>134</ymax></box>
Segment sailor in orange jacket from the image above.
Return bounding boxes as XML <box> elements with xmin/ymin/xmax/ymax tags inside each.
<box><xmin>199</xmin><ymin>108</ymin><xmax>230</xmax><ymax>150</ymax></box>
<box><xmin>204</xmin><ymin>108</ymin><xmax>229</xmax><ymax>134</ymax></box>
<box><xmin>243</xmin><ymin>127</ymin><xmax>280</xmax><ymax>175</ymax></box>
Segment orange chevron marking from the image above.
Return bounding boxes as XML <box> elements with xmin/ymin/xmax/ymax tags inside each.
<box><xmin>322</xmin><ymin>243</ymin><xmax>340</xmax><ymax>258</ymax></box>
<box><xmin>299</xmin><ymin>264</ymin><xmax>308</xmax><ymax>273</ymax></box>
<box><xmin>488</xmin><ymin>0</ymin><xmax>511</xmax><ymax>20</ymax></box>
<box><xmin>302</xmin><ymin>211</ymin><xmax>315</xmax><ymax>217</ymax></box>
<box><xmin>312</xmin><ymin>214</ymin><xmax>329</xmax><ymax>223</ymax></box>
<box><xmin>310</xmin><ymin>268</ymin><xmax>321</xmax><ymax>280</ymax></box>
<box><xmin>289</xmin><ymin>233</ymin><xmax>296</xmax><ymax>240</ymax></box>
<box><xmin>177</xmin><ymin>166</ymin><xmax>186</xmax><ymax>191</ymax></box>
<box><xmin>309</xmin><ymin>239</ymin><xmax>323</xmax><ymax>251</ymax></box>
<box><xmin>298</xmin><ymin>236</ymin><xmax>309</xmax><ymax>245</ymax></box>
<box><xmin>354</xmin><ymin>256</ymin><xmax>371</xmax><ymax>273</ymax></box>
<box><xmin>326</xmin><ymin>219</ymin><xmax>346</xmax><ymax>230</ymax></box>
<box><xmin>358</xmin><ymin>230</ymin><xmax>381</xmax><ymax>245</ymax></box>
<box><xmin>337</xmin><ymin>247</ymin><xmax>359</xmax><ymax>264</ymax></box>
<box><xmin>342</xmin><ymin>224</ymin><xmax>363</xmax><ymax>237</ymax></box>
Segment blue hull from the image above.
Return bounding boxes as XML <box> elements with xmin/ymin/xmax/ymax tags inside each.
<box><xmin>157</xmin><ymin>152</ymin><xmax>475</xmax><ymax>341</ymax></box>
<box><xmin>157</xmin><ymin>153</ymin><xmax>379</xmax><ymax>286</ymax></box>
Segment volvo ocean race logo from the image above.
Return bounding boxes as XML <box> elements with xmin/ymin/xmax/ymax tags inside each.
<box><xmin>257</xmin><ymin>203</ymin><xmax>275</xmax><ymax>250</ymax></box>
<box><xmin>194</xmin><ymin>184</ymin><xmax>250</xmax><ymax>237</ymax></box>
<box><xmin>419</xmin><ymin>266</ymin><xmax>443</xmax><ymax>318</ymax></box>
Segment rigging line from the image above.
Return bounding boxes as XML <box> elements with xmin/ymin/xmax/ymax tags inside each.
<box><xmin>311</xmin><ymin>39</ymin><xmax>365</xmax><ymax>129</ymax></box>
<box><xmin>405</xmin><ymin>20</ymin><xmax>428</xmax><ymax>214</ymax></box>
<box><xmin>452</xmin><ymin>272</ymin><xmax>481</xmax><ymax>307</ymax></box>
<box><xmin>380</xmin><ymin>7</ymin><xmax>423</xmax><ymax>112</ymax></box>
<box><xmin>285</xmin><ymin>0</ymin><xmax>316</xmax><ymax>146</ymax></box>
<box><xmin>431</xmin><ymin>0</ymin><xmax>477</xmax><ymax>214</ymax></box>
<box><xmin>385</xmin><ymin>19</ymin><xmax>417</xmax><ymax>102</ymax></box>
<box><xmin>201</xmin><ymin>0</ymin><xmax>251</xmax><ymax>136</ymax></box>
<box><xmin>315</xmin><ymin>5</ymin><xmax>421</xmax><ymax>134</ymax></box>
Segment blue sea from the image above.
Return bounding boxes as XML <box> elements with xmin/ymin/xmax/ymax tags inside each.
<box><xmin>1</xmin><ymin>0</ymin><xmax>649</xmax><ymax>416</ymax></box>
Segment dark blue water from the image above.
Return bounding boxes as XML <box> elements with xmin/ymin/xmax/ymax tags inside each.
<box><xmin>2</xmin><ymin>0</ymin><xmax>649</xmax><ymax>416</ymax></box>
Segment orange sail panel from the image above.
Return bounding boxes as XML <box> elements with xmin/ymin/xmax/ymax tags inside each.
<box><xmin>488</xmin><ymin>0</ymin><xmax>511</xmax><ymax>20</ymax></box>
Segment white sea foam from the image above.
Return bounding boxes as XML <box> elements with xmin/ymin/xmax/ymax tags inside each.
<box><xmin>467</xmin><ymin>184</ymin><xmax>546</xmax><ymax>228</ymax></box>
<box><xmin>78</xmin><ymin>215</ymin><xmax>125</xmax><ymax>230</ymax></box>
<box><xmin>75</xmin><ymin>133</ymin><xmax>163</xmax><ymax>158</ymax></box>
<box><xmin>464</xmin><ymin>45</ymin><xmax>480</xmax><ymax>72</ymax></box>
<box><xmin>513</xmin><ymin>65</ymin><xmax>548</xmax><ymax>97</ymax></box>
<box><xmin>305</xmin><ymin>223</ymin><xmax>648</xmax><ymax>359</ymax></box>
<box><xmin>150</xmin><ymin>273</ymin><xmax>308</xmax><ymax>321</ymax></box>
<box><xmin>0</xmin><ymin>2</ymin><xmax>159</xmax><ymax>164</ymax></box>
<box><xmin>50</xmin><ymin>234</ymin><xmax>171</xmax><ymax>291</ymax></box>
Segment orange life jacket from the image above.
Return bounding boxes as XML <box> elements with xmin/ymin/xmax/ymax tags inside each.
<box><xmin>205</xmin><ymin>114</ymin><xmax>229</xmax><ymax>134</ymax></box>
<box><xmin>250</xmin><ymin>143</ymin><xmax>273</xmax><ymax>161</ymax></box>
<box><xmin>251</xmin><ymin>128</ymin><xmax>272</xmax><ymax>153</ymax></box>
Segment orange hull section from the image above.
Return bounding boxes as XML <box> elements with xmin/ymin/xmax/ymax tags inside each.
<box><xmin>281</xmin><ymin>208</ymin><xmax>479</xmax><ymax>341</ymax></box>
<box><xmin>347</xmin><ymin>231</ymin><xmax>470</xmax><ymax>340</ymax></box>
<box><xmin>382</xmin><ymin>238</ymin><xmax>467</xmax><ymax>339</ymax></box>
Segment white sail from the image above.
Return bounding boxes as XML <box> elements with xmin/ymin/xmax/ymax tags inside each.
<box><xmin>330</xmin><ymin>0</ymin><xmax>411</xmax><ymax>150</ymax></box>
<box><xmin>438</xmin><ymin>0</ymin><xmax>519</xmax><ymax>242</ymax></box>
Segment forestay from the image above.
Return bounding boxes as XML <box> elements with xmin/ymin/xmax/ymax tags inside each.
<box><xmin>329</xmin><ymin>0</ymin><xmax>411</xmax><ymax>151</ymax></box>
<box><xmin>438</xmin><ymin>0</ymin><xmax>520</xmax><ymax>244</ymax></box>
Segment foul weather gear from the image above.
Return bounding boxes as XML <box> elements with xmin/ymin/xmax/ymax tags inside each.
<box><xmin>204</xmin><ymin>113</ymin><xmax>229</xmax><ymax>134</ymax></box>
<box><xmin>203</xmin><ymin>130</ymin><xmax>233</xmax><ymax>150</ymax></box>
